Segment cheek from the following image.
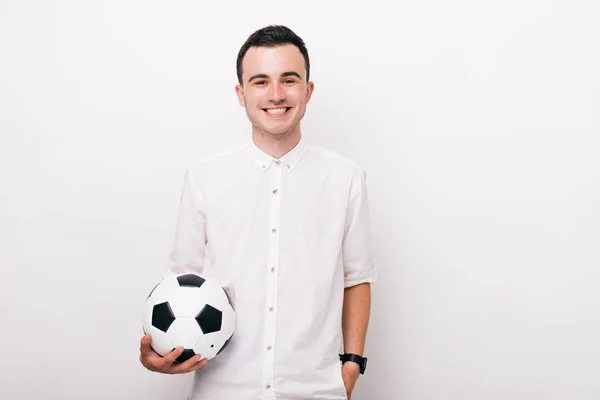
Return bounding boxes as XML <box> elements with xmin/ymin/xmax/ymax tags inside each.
<box><xmin>244</xmin><ymin>94</ymin><xmax>261</xmax><ymax>110</ymax></box>
<box><xmin>286</xmin><ymin>90</ymin><xmax>303</xmax><ymax>105</ymax></box>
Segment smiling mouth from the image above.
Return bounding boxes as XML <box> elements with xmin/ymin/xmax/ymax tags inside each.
<box><xmin>263</xmin><ymin>107</ymin><xmax>291</xmax><ymax>116</ymax></box>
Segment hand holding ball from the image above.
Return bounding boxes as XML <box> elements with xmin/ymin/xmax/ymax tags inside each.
<box><xmin>140</xmin><ymin>273</ymin><xmax>235</xmax><ymax>372</ymax></box>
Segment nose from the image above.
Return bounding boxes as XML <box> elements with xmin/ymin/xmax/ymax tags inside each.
<box><xmin>267</xmin><ymin>83</ymin><xmax>285</xmax><ymax>103</ymax></box>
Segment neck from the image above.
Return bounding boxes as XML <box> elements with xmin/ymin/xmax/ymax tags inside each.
<box><xmin>252</xmin><ymin>126</ymin><xmax>301</xmax><ymax>159</ymax></box>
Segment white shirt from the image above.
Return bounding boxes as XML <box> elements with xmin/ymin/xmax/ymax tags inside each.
<box><xmin>166</xmin><ymin>137</ymin><xmax>377</xmax><ymax>400</ymax></box>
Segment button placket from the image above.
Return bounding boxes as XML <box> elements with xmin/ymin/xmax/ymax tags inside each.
<box><xmin>263</xmin><ymin>159</ymin><xmax>282</xmax><ymax>394</ymax></box>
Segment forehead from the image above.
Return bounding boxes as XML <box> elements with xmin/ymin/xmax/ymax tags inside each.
<box><xmin>242</xmin><ymin>44</ymin><xmax>306</xmax><ymax>80</ymax></box>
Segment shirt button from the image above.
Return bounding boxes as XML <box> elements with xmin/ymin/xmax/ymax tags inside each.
<box><xmin>269</xmin><ymin>306</ymin><xmax>274</xmax><ymax>312</ymax></box>
<box><xmin>272</xmin><ymin>189</ymin><xmax>278</xmax><ymax>194</ymax></box>
<box><xmin>267</xmin><ymin>345</ymin><xmax>272</xmax><ymax>351</ymax></box>
<box><xmin>271</xmin><ymin>228</ymin><xmax>277</xmax><ymax>233</ymax></box>
<box><xmin>271</xmin><ymin>267</ymin><xmax>276</xmax><ymax>273</ymax></box>
<box><xmin>265</xmin><ymin>384</ymin><xmax>271</xmax><ymax>389</ymax></box>
<box><xmin>274</xmin><ymin>160</ymin><xmax>281</xmax><ymax>165</ymax></box>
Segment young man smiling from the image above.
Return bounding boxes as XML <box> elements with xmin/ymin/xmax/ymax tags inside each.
<box><xmin>139</xmin><ymin>25</ymin><xmax>377</xmax><ymax>400</ymax></box>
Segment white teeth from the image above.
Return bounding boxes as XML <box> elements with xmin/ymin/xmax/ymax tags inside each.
<box><xmin>265</xmin><ymin>107</ymin><xmax>288</xmax><ymax>115</ymax></box>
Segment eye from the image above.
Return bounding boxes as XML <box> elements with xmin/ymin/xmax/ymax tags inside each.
<box><xmin>254</xmin><ymin>80</ymin><xmax>267</xmax><ymax>86</ymax></box>
<box><xmin>283</xmin><ymin>79</ymin><xmax>296</xmax><ymax>84</ymax></box>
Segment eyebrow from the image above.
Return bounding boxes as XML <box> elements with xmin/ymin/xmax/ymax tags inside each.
<box><xmin>247</xmin><ymin>71</ymin><xmax>302</xmax><ymax>83</ymax></box>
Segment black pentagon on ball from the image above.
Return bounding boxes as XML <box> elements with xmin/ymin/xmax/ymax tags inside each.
<box><xmin>177</xmin><ymin>274</ymin><xmax>206</xmax><ymax>288</ymax></box>
<box><xmin>195</xmin><ymin>304</ymin><xmax>222</xmax><ymax>334</ymax></box>
<box><xmin>152</xmin><ymin>302</ymin><xmax>175</xmax><ymax>332</ymax></box>
<box><xmin>175</xmin><ymin>348</ymin><xmax>196</xmax><ymax>363</ymax></box>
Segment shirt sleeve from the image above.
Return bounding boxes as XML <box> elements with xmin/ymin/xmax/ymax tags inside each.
<box><xmin>342</xmin><ymin>168</ymin><xmax>377</xmax><ymax>288</ymax></box>
<box><xmin>165</xmin><ymin>169</ymin><xmax>207</xmax><ymax>276</ymax></box>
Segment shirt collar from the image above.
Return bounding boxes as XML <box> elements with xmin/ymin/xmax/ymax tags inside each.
<box><xmin>247</xmin><ymin>137</ymin><xmax>308</xmax><ymax>172</ymax></box>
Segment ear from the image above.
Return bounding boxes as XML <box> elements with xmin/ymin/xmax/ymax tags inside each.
<box><xmin>305</xmin><ymin>81</ymin><xmax>315</xmax><ymax>103</ymax></box>
<box><xmin>235</xmin><ymin>84</ymin><xmax>246</xmax><ymax>107</ymax></box>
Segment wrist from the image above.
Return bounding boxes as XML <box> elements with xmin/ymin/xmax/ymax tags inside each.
<box><xmin>342</xmin><ymin>361</ymin><xmax>361</xmax><ymax>373</ymax></box>
<box><xmin>339</xmin><ymin>353</ymin><xmax>368</xmax><ymax>374</ymax></box>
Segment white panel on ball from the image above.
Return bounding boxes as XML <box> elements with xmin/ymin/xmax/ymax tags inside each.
<box><xmin>167</xmin><ymin>317</ymin><xmax>204</xmax><ymax>349</ymax></box>
<box><xmin>198</xmin><ymin>280</ymin><xmax>230</xmax><ymax>311</ymax></box>
<box><xmin>221</xmin><ymin>306</ymin><xmax>235</xmax><ymax>334</ymax></box>
<box><xmin>193</xmin><ymin>334</ymin><xmax>222</xmax><ymax>360</ymax></box>
<box><xmin>168</xmin><ymin>287</ymin><xmax>207</xmax><ymax>318</ymax></box>
<box><xmin>146</xmin><ymin>325</ymin><xmax>174</xmax><ymax>357</ymax></box>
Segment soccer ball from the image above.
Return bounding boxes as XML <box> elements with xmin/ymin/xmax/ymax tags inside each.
<box><xmin>142</xmin><ymin>272</ymin><xmax>235</xmax><ymax>363</ymax></box>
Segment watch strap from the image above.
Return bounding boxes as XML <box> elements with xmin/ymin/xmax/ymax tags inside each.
<box><xmin>339</xmin><ymin>353</ymin><xmax>367</xmax><ymax>374</ymax></box>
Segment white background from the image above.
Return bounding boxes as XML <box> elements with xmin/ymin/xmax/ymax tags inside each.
<box><xmin>1</xmin><ymin>0</ymin><xmax>598</xmax><ymax>399</ymax></box>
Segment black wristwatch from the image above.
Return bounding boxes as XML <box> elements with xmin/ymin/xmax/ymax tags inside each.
<box><xmin>339</xmin><ymin>353</ymin><xmax>367</xmax><ymax>374</ymax></box>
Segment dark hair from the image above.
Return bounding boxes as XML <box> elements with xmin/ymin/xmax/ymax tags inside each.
<box><xmin>236</xmin><ymin>25</ymin><xmax>310</xmax><ymax>85</ymax></box>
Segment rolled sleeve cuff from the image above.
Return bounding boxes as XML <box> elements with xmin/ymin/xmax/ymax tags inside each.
<box><xmin>344</xmin><ymin>265</ymin><xmax>377</xmax><ymax>288</ymax></box>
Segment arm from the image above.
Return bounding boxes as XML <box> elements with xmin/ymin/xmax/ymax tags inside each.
<box><xmin>340</xmin><ymin>168</ymin><xmax>377</xmax><ymax>398</ymax></box>
<box><xmin>342</xmin><ymin>282</ymin><xmax>371</xmax><ymax>357</ymax></box>
<box><xmin>140</xmin><ymin>169</ymin><xmax>209</xmax><ymax>374</ymax></box>
<box><xmin>341</xmin><ymin>283</ymin><xmax>371</xmax><ymax>399</ymax></box>
<box><xmin>165</xmin><ymin>169</ymin><xmax>208</xmax><ymax>276</ymax></box>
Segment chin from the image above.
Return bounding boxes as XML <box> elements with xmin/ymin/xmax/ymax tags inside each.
<box><xmin>264</xmin><ymin>128</ymin><xmax>292</xmax><ymax>137</ymax></box>
<box><xmin>259</xmin><ymin>122</ymin><xmax>295</xmax><ymax>137</ymax></box>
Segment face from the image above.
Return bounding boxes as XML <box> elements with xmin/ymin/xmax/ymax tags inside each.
<box><xmin>236</xmin><ymin>44</ymin><xmax>314</xmax><ymax>140</ymax></box>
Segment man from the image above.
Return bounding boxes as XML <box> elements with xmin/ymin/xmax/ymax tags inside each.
<box><xmin>139</xmin><ymin>25</ymin><xmax>377</xmax><ymax>400</ymax></box>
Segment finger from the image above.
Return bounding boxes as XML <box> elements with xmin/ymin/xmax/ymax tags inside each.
<box><xmin>188</xmin><ymin>356</ymin><xmax>209</xmax><ymax>372</ymax></box>
<box><xmin>140</xmin><ymin>335</ymin><xmax>160</xmax><ymax>364</ymax></box>
<box><xmin>174</xmin><ymin>354</ymin><xmax>208</xmax><ymax>374</ymax></box>
<box><xmin>139</xmin><ymin>333</ymin><xmax>152</xmax><ymax>352</ymax></box>
<box><xmin>192</xmin><ymin>358</ymin><xmax>209</xmax><ymax>372</ymax></box>
<box><xmin>160</xmin><ymin>346</ymin><xmax>184</xmax><ymax>370</ymax></box>
<box><xmin>139</xmin><ymin>334</ymin><xmax>154</xmax><ymax>368</ymax></box>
